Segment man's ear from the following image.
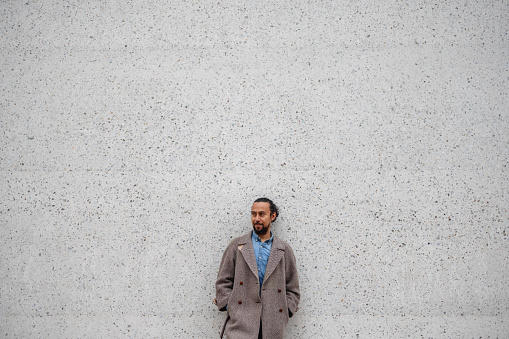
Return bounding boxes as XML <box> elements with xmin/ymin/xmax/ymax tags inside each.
<box><xmin>271</xmin><ymin>213</ymin><xmax>276</xmax><ymax>221</ymax></box>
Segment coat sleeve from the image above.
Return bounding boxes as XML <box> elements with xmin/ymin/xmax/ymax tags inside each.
<box><xmin>284</xmin><ymin>244</ymin><xmax>300</xmax><ymax>317</ymax></box>
<box><xmin>215</xmin><ymin>240</ymin><xmax>236</xmax><ymax>311</ymax></box>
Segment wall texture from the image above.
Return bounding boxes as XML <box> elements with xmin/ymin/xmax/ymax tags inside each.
<box><xmin>1</xmin><ymin>0</ymin><xmax>508</xmax><ymax>337</ymax></box>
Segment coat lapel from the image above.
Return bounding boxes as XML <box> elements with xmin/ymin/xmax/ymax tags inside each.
<box><xmin>262</xmin><ymin>235</ymin><xmax>285</xmax><ymax>285</ymax></box>
<box><xmin>238</xmin><ymin>233</ymin><xmax>259</xmax><ymax>279</ymax></box>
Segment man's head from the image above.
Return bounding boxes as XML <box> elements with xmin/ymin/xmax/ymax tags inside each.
<box><xmin>251</xmin><ymin>198</ymin><xmax>279</xmax><ymax>236</ymax></box>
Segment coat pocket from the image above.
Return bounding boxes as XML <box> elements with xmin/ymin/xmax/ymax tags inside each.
<box><xmin>226</xmin><ymin>292</ymin><xmax>234</xmax><ymax>315</ymax></box>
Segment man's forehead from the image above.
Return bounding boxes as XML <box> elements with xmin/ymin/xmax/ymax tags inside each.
<box><xmin>251</xmin><ymin>202</ymin><xmax>271</xmax><ymax>212</ymax></box>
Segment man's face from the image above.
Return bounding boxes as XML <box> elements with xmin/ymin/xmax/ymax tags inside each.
<box><xmin>251</xmin><ymin>202</ymin><xmax>275</xmax><ymax>236</ymax></box>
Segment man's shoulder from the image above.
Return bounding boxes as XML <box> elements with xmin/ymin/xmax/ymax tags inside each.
<box><xmin>224</xmin><ymin>232</ymin><xmax>251</xmax><ymax>249</ymax></box>
<box><xmin>273</xmin><ymin>234</ymin><xmax>295</xmax><ymax>252</ymax></box>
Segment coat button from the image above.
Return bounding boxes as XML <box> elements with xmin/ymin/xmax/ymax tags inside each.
<box><xmin>279</xmin><ymin>308</ymin><xmax>283</xmax><ymax>312</ymax></box>
<box><xmin>278</xmin><ymin>289</ymin><xmax>281</xmax><ymax>292</ymax></box>
<box><xmin>238</xmin><ymin>300</ymin><xmax>242</xmax><ymax>304</ymax></box>
<box><xmin>240</xmin><ymin>281</ymin><xmax>243</xmax><ymax>285</ymax></box>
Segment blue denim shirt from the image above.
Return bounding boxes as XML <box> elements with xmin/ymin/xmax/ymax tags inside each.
<box><xmin>252</xmin><ymin>230</ymin><xmax>273</xmax><ymax>292</ymax></box>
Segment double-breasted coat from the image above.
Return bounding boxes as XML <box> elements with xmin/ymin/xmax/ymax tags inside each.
<box><xmin>215</xmin><ymin>232</ymin><xmax>300</xmax><ymax>339</ymax></box>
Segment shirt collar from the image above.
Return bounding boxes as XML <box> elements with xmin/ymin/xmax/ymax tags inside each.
<box><xmin>252</xmin><ymin>230</ymin><xmax>273</xmax><ymax>244</ymax></box>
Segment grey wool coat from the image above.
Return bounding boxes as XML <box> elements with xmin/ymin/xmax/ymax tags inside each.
<box><xmin>215</xmin><ymin>232</ymin><xmax>300</xmax><ymax>339</ymax></box>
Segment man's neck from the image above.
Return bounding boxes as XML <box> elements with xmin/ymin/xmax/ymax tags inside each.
<box><xmin>258</xmin><ymin>229</ymin><xmax>272</xmax><ymax>242</ymax></box>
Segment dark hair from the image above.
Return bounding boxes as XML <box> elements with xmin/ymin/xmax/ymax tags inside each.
<box><xmin>254</xmin><ymin>197</ymin><xmax>279</xmax><ymax>222</ymax></box>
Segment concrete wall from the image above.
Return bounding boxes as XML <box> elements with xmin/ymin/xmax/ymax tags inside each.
<box><xmin>1</xmin><ymin>0</ymin><xmax>508</xmax><ymax>337</ymax></box>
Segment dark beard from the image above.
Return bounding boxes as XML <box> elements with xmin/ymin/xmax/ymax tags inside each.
<box><xmin>253</xmin><ymin>223</ymin><xmax>270</xmax><ymax>236</ymax></box>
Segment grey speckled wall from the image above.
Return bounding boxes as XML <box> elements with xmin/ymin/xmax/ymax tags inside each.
<box><xmin>1</xmin><ymin>0</ymin><xmax>508</xmax><ymax>338</ymax></box>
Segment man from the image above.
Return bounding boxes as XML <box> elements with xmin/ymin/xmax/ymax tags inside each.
<box><xmin>214</xmin><ymin>198</ymin><xmax>300</xmax><ymax>339</ymax></box>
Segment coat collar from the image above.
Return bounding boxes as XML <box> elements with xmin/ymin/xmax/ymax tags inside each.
<box><xmin>237</xmin><ymin>233</ymin><xmax>258</xmax><ymax>278</ymax></box>
<box><xmin>237</xmin><ymin>231</ymin><xmax>285</xmax><ymax>284</ymax></box>
<box><xmin>263</xmin><ymin>235</ymin><xmax>285</xmax><ymax>285</ymax></box>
